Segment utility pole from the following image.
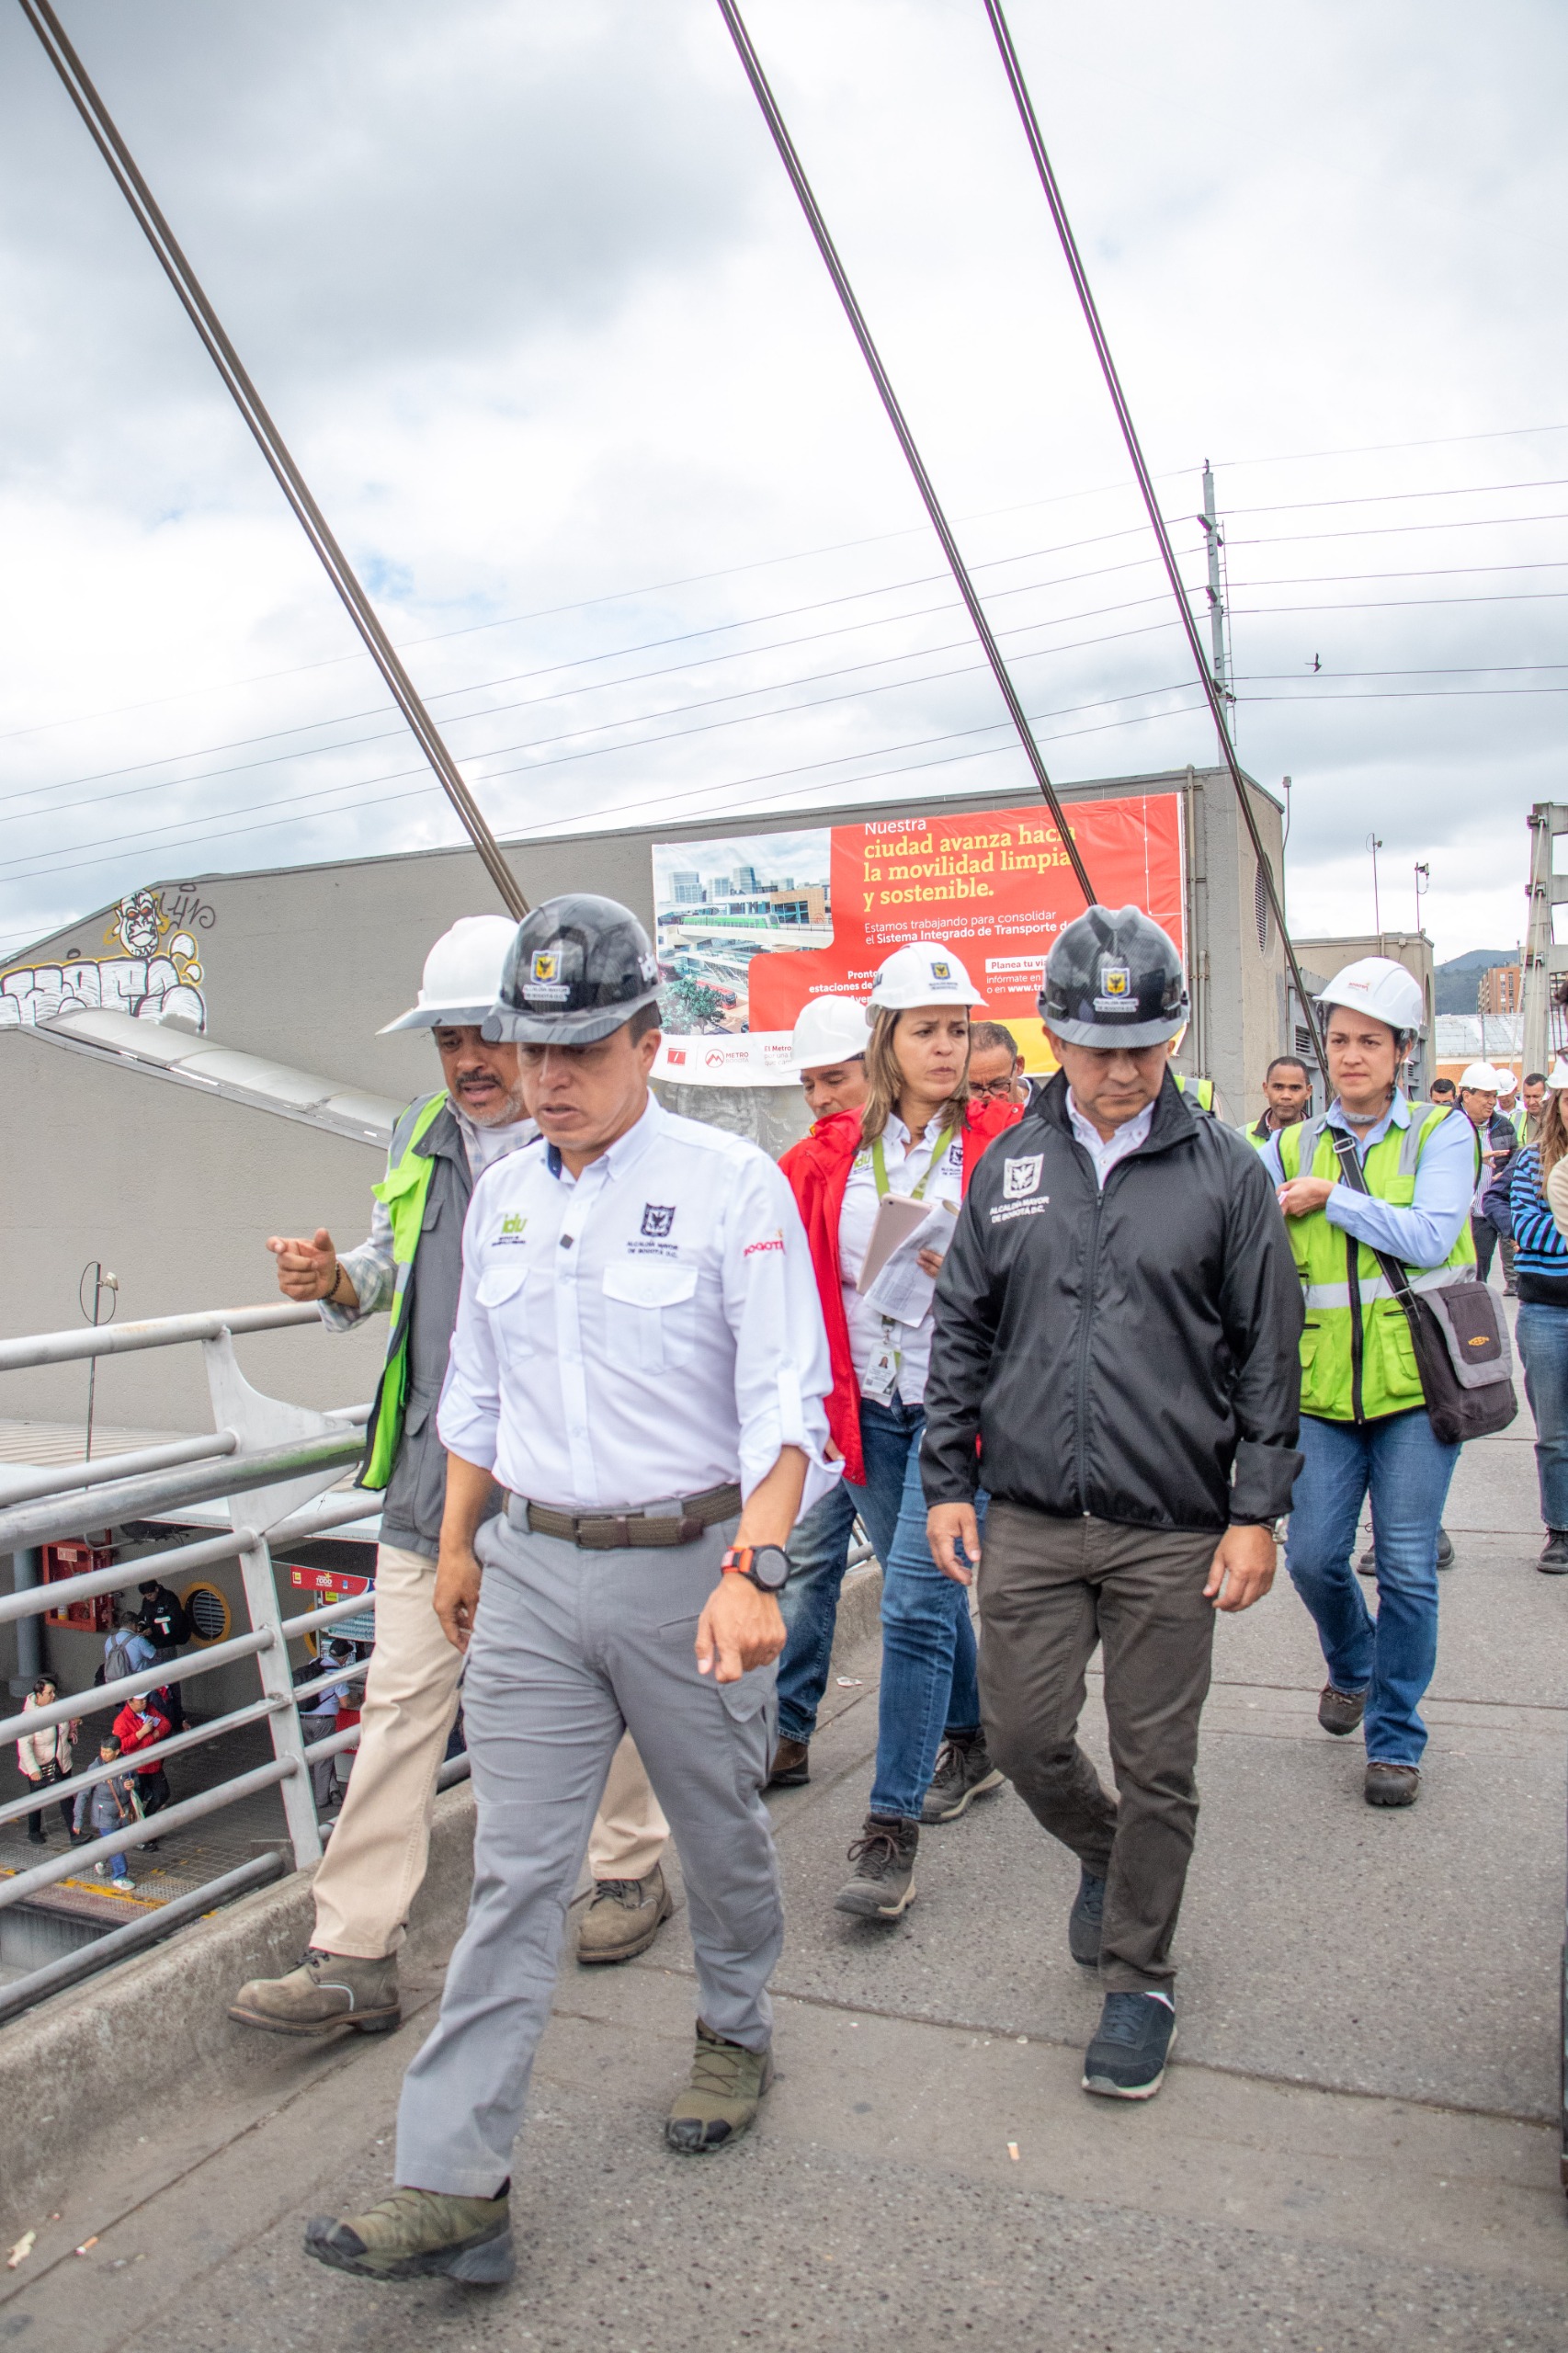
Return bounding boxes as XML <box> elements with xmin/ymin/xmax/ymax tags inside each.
<box><xmin>1522</xmin><ymin>802</ymin><xmax>1568</xmax><ymax>1076</ymax></box>
<box><xmin>1198</xmin><ymin>462</ymin><xmax>1233</xmax><ymax>737</ymax></box>
<box><xmin>1414</xmin><ymin>859</ymin><xmax>1430</xmax><ymax>935</ymax></box>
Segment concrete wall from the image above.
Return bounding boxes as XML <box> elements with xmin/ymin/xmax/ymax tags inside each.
<box><xmin>0</xmin><ymin>1028</ymin><xmax>386</xmax><ymax>1429</ymax></box>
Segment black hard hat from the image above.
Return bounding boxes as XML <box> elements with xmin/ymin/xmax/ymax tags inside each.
<box><xmin>1039</xmin><ymin>903</ymin><xmax>1189</xmax><ymax>1049</ymax></box>
<box><xmin>488</xmin><ymin>893</ymin><xmax>661</xmax><ymax>1046</ymax></box>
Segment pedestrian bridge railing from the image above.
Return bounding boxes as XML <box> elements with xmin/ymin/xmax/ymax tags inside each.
<box><xmin>0</xmin><ymin>1301</ymin><xmax>463</xmax><ymax>2026</ymax></box>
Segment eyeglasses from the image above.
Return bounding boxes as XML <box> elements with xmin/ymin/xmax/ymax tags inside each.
<box><xmin>969</xmin><ymin>1074</ymin><xmax>1020</xmax><ymax>1099</ymax></box>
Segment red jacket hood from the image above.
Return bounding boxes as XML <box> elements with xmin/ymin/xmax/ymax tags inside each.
<box><xmin>780</xmin><ymin>1096</ymin><xmax>1022</xmax><ymax>1484</ymax></box>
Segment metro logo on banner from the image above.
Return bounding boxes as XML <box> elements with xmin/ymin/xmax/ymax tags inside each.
<box><xmin>652</xmin><ymin>794</ymin><xmax>1183</xmax><ymax>1085</ymax></box>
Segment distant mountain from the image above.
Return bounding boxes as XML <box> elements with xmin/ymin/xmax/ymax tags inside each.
<box><xmin>1434</xmin><ymin>949</ymin><xmax>1517</xmax><ymax>1016</ymax></box>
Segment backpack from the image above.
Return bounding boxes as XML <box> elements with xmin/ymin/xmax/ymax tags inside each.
<box><xmin>145</xmin><ymin>1587</ymin><xmax>193</xmax><ymax>1646</ymax></box>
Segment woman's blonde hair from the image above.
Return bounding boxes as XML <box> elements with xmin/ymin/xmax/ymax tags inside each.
<box><xmin>1540</xmin><ymin>1086</ymin><xmax>1568</xmax><ymax>1183</ymax></box>
<box><xmin>858</xmin><ymin>1004</ymin><xmax>971</xmax><ymax>1146</ymax></box>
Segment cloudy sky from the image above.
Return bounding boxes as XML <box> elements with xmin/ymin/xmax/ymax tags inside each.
<box><xmin>0</xmin><ymin>0</ymin><xmax>1563</xmax><ymax>967</ymax></box>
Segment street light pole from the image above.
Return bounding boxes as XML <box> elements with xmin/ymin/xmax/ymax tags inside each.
<box><xmin>1368</xmin><ymin>834</ymin><xmax>1384</xmax><ymax>940</ymax></box>
<box><xmin>1415</xmin><ymin>860</ymin><xmax>1430</xmax><ymax>936</ymax></box>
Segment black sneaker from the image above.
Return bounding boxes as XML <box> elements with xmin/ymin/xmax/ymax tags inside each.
<box><xmin>1082</xmin><ymin>1991</ymin><xmax>1176</xmax><ymax>2100</ymax></box>
<box><xmin>834</xmin><ymin>1813</ymin><xmax>918</xmax><ymax>1919</ymax></box>
<box><xmin>1539</xmin><ymin>1531</ymin><xmax>1568</xmax><ymax>1574</ymax></box>
<box><xmin>920</xmin><ymin>1731</ymin><xmax>1005</xmax><ymax>1824</ymax></box>
<box><xmin>1068</xmin><ymin>1866</ymin><xmax>1106</xmax><ymax>1966</ymax></box>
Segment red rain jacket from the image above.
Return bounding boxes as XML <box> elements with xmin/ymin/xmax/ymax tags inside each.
<box><xmin>780</xmin><ymin>1096</ymin><xmax>1022</xmax><ymax>1486</ymax></box>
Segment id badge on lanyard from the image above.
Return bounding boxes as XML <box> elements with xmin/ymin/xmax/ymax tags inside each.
<box><xmin>861</xmin><ymin>1329</ymin><xmax>901</xmax><ymax>1402</ymax></box>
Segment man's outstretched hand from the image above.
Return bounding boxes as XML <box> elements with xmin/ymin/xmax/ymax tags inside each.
<box><xmin>267</xmin><ymin>1228</ymin><xmax>346</xmax><ymax>1304</ymax></box>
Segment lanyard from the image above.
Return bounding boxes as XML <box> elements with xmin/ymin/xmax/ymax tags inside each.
<box><xmin>869</xmin><ymin>1120</ymin><xmax>958</xmax><ymax>1204</ymax></box>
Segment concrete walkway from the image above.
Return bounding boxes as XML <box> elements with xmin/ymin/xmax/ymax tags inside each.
<box><xmin>3</xmin><ymin>1412</ymin><xmax>1565</xmax><ymax>2349</ymax></box>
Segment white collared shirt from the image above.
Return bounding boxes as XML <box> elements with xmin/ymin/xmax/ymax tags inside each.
<box><xmin>437</xmin><ymin>1093</ymin><xmax>835</xmax><ymax>1513</ymax></box>
<box><xmin>839</xmin><ymin>1112</ymin><xmax>965</xmax><ymax>1406</ymax></box>
<box><xmin>1066</xmin><ymin>1091</ymin><xmax>1154</xmax><ymax>1188</ymax></box>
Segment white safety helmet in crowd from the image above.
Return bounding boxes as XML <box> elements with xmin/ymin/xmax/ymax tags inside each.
<box><xmin>1315</xmin><ymin>956</ymin><xmax>1426</xmax><ymax>1041</ymax></box>
<box><xmin>1458</xmin><ymin>1061</ymin><xmax>1500</xmax><ymax>1093</ymax></box>
<box><xmin>1548</xmin><ymin>1059</ymin><xmax>1568</xmax><ymax>1091</ymax></box>
<box><xmin>380</xmin><ymin>916</ymin><xmax>521</xmax><ymax>1033</ymax></box>
<box><xmin>790</xmin><ymin>994</ymin><xmax>871</xmax><ymax>1072</ymax></box>
<box><xmin>1494</xmin><ymin>1067</ymin><xmax>1518</xmax><ymax>1097</ymax></box>
<box><xmin>869</xmin><ymin>941</ymin><xmax>985</xmax><ymax>1011</ymax></box>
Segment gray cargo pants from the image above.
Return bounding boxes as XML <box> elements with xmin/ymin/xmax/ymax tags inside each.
<box><xmin>976</xmin><ymin>1503</ymin><xmax>1220</xmax><ymax>1995</ymax></box>
<box><xmin>395</xmin><ymin>1507</ymin><xmax>781</xmax><ymax>2196</ymax></box>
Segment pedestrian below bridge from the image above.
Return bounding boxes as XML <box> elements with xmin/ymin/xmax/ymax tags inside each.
<box><xmin>1270</xmin><ymin>959</ymin><xmax>1478</xmax><ymax>1809</ymax></box>
<box><xmin>305</xmin><ymin>893</ymin><xmax>835</xmax><ymax>2288</ymax></box>
<box><xmin>922</xmin><ymin>904</ymin><xmax>1302</xmax><ymax>2102</ymax></box>
<box><xmin>230</xmin><ymin>917</ymin><xmax>671</xmax><ymax>2045</ymax></box>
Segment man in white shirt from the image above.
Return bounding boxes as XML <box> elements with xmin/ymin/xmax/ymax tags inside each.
<box><xmin>307</xmin><ymin>895</ymin><xmax>835</xmax><ymax>2289</ymax></box>
<box><xmin>231</xmin><ymin>918</ymin><xmax>671</xmax><ymax>2046</ymax></box>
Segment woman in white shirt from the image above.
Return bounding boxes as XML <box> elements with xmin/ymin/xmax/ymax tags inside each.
<box><xmin>781</xmin><ymin>942</ymin><xmax>1022</xmax><ymax>1921</ymax></box>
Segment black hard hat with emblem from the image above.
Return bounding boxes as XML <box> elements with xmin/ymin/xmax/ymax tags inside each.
<box><xmin>1039</xmin><ymin>903</ymin><xmax>1189</xmax><ymax>1050</ymax></box>
<box><xmin>487</xmin><ymin>893</ymin><xmax>662</xmax><ymax>1045</ymax></box>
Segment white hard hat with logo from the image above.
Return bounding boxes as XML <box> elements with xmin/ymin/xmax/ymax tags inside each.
<box><xmin>380</xmin><ymin>916</ymin><xmax>521</xmax><ymax>1033</ymax></box>
<box><xmin>1494</xmin><ymin>1067</ymin><xmax>1518</xmax><ymax>1097</ymax></box>
<box><xmin>869</xmin><ymin>941</ymin><xmax>985</xmax><ymax>1011</ymax></box>
<box><xmin>1459</xmin><ymin>1061</ymin><xmax>1500</xmax><ymax>1092</ymax></box>
<box><xmin>1316</xmin><ymin>956</ymin><xmax>1425</xmax><ymax>1039</ymax></box>
<box><xmin>790</xmin><ymin>995</ymin><xmax>871</xmax><ymax>1071</ymax></box>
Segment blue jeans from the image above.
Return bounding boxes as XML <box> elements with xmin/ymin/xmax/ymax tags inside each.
<box><xmin>1517</xmin><ymin>1302</ymin><xmax>1568</xmax><ymax>1530</ymax></box>
<box><xmin>776</xmin><ymin>1479</ymin><xmax>860</xmax><ymax>1745</ymax></box>
<box><xmin>1285</xmin><ymin>1408</ymin><xmax>1460</xmax><ymax>1767</ymax></box>
<box><xmin>851</xmin><ymin>1398</ymin><xmax>982</xmax><ymax>1820</ymax></box>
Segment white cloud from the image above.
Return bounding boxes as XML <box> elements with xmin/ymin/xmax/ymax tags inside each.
<box><xmin>0</xmin><ymin>0</ymin><xmax>1562</xmax><ymax>966</ymax></box>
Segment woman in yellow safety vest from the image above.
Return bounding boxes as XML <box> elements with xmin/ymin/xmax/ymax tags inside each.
<box><xmin>1267</xmin><ymin>957</ymin><xmax>1478</xmax><ymax>1812</ymax></box>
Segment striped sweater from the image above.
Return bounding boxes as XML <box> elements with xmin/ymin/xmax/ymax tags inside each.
<box><xmin>1507</xmin><ymin>1145</ymin><xmax>1568</xmax><ymax>1305</ymax></box>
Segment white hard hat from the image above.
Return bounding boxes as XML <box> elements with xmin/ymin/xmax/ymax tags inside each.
<box><xmin>1459</xmin><ymin>1061</ymin><xmax>1499</xmax><ymax>1092</ymax></box>
<box><xmin>1494</xmin><ymin>1067</ymin><xmax>1518</xmax><ymax>1096</ymax></box>
<box><xmin>1549</xmin><ymin>1060</ymin><xmax>1568</xmax><ymax>1091</ymax></box>
<box><xmin>1316</xmin><ymin>955</ymin><xmax>1425</xmax><ymax>1038</ymax></box>
<box><xmin>380</xmin><ymin>916</ymin><xmax>520</xmax><ymax>1033</ymax></box>
<box><xmin>790</xmin><ymin>995</ymin><xmax>871</xmax><ymax>1072</ymax></box>
<box><xmin>869</xmin><ymin>941</ymin><xmax>985</xmax><ymax>1011</ymax></box>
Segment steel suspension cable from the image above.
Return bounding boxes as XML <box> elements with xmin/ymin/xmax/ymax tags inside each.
<box><xmin>980</xmin><ymin>0</ymin><xmax>1327</xmax><ymax>1077</ymax></box>
<box><xmin>17</xmin><ymin>0</ymin><xmax>528</xmax><ymax>919</ymax></box>
<box><xmin>713</xmin><ymin>0</ymin><xmax>1097</xmax><ymax>906</ymax></box>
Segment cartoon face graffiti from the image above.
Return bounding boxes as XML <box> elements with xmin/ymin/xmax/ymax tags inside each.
<box><xmin>112</xmin><ymin>892</ymin><xmax>165</xmax><ymax>958</ymax></box>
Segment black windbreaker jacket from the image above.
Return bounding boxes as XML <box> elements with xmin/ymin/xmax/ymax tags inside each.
<box><xmin>920</xmin><ymin>1071</ymin><xmax>1304</xmax><ymax>1533</ymax></box>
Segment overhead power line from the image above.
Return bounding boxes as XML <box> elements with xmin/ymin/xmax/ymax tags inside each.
<box><xmin>985</xmin><ymin>0</ymin><xmax>1327</xmax><ymax>1079</ymax></box>
<box><xmin>713</xmin><ymin>0</ymin><xmax>1097</xmax><ymax>905</ymax></box>
<box><xmin>17</xmin><ymin>0</ymin><xmax>527</xmax><ymax>920</ymax></box>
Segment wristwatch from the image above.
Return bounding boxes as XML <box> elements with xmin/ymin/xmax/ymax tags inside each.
<box><xmin>720</xmin><ymin>1543</ymin><xmax>790</xmax><ymax>1594</ymax></box>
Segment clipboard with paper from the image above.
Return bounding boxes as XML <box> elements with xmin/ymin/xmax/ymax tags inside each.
<box><xmin>857</xmin><ymin>1195</ymin><xmax>960</xmax><ymax>1325</ymax></box>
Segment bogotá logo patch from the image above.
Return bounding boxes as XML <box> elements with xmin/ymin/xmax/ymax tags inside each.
<box><xmin>641</xmin><ymin>1203</ymin><xmax>676</xmax><ymax>1238</ymax></box>
<box><xmin>1003</xmin><ymin>1154</ymin><xmax>1044</xmax><ymax>1199</ymax></box>
<box><xmin>530</xmin><ymin>950</ymin><xmax>559</xmax><ymax>983</ymax></box>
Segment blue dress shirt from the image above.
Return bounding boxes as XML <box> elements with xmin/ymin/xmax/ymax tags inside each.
<box><xmin>1264</xmin><ymin>1095</ymin><xmax>1475</xmax><ymax>1270</ymax></box>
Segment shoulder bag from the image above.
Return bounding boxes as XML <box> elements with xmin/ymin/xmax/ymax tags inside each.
<box><xmin>1327</xmin><ymin>1126</ymin><xmax>1517</xmax><ymax>1444</ymax></box>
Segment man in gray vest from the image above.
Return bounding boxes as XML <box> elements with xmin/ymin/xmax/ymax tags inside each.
<box><xmin>230</xmin><ymin>919</ymin><xmax>670</xmax><ymax>2039</ymax></box>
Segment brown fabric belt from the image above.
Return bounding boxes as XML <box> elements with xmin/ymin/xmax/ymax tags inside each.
<box><xmin>504</xmin><ymin>1482</ymin><xmax>743</xmax><ymax>1550</ymax></box>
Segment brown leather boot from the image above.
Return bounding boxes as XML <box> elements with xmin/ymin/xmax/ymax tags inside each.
<box><xmin>575</xmin><ymin>1863</ymin><xmax>673</xmax><ymax>1964</ymax></box>
<box><xmin>767</xmin><ymin>1736</ymin><xmax>811</xmax><ymax>1788</ymax></box>
<box><xmin>229</xmin><ymin>1949</ymin><xmax>400</xmax><ymax>2036</ymax></box>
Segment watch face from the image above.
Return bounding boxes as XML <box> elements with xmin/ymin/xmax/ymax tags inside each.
<box><xmin>752</xmin><ymin>1545</ymin><xmax>790</xmax><ymax>1592</ymax></box>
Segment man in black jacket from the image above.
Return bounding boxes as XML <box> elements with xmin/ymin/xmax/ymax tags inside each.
<box><xmin>922</xmin><ymin>905</ymin><xmax>1302</xmax><ymax>2102</ymax></box>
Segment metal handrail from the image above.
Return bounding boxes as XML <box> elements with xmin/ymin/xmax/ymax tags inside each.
<box><xmin>0</xmin><ymin>1298</ymin><xmax>388</xmax><ymax>2005</ymax></box>
<box><xmin>0</xmin><ymin>1490</ymin><xmax>378</xmax><ymax>1630</ymax></box>
<box><xmin>0</xmin><ymin>1424</ymin><xmax>367</xmax><ymax>1554</ymax></box>
<box><xmin>0</xmin><ymin>1853</ymin><xmax>285</xmax><ymax>2028</ymax></box>
<box><xmin>0</xmin><ymin>1429</ymin><xmax>239</xmax><ymax>1509</ymax></box>
<box><xmin>0</xmin><ymin>1300</ymin><xmax>320</xmax><ymax>1372</ymax></box>
<box><xmin>0</xmin><ymin>1757</ymin><xmax>295</xmax><ymax>1911</ymax></box>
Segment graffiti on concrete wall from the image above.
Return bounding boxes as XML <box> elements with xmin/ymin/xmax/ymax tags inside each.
<box><xmin>0</xmin><ymin>888</ymin><xmax>209</xmax><ymax>1031</ymax></box>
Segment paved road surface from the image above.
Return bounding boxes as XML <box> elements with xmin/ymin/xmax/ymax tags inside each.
<box><xmin>3</xmin><ymin>1413</ymin><xmax>1565</xmax><ymax>2349</ymax></box>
